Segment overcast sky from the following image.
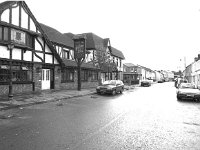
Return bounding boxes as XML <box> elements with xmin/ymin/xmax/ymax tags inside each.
<box><xmin>25</xmin><ymin>0</ymin><xmax>200</xmax><ymax>71</ymax></box>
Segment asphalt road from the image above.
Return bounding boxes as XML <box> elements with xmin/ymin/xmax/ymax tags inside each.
<box><xmin>0</xmin><ymin>82</ymin><xmax>200</xmax><ymax>150</ymax></box>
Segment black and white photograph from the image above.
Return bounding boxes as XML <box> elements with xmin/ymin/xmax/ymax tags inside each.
<box><xmin>0</xmin><ymin>0</ymin><xmax>200</xmax><ymax>149</ymax></box>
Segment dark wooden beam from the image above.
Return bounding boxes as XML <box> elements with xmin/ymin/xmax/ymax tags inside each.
<box><xmin>19</xmin><ymin>4</ymin><xmax>21</xmax><ymax>27</ymax></box>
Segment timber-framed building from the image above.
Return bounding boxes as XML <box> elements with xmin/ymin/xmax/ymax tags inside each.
<box><xmin>0</xmin><ymin>1</ymin><xmax>125</xmax><ymax>97</ymax></box>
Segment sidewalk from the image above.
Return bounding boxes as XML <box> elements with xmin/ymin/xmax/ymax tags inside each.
<box><xmin>0</xmin><ymin>85</ymin><xmax>136</xmax><ymax>111</ymax></box>
<box><xmin>0</xmin><ymin>88</ymin><xmax>96</xmax><ymax>111</ymax></box>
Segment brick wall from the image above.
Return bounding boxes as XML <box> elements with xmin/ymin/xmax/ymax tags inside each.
<box><xmin>33</xmin><ymin>64</ymin><xmax>42</xmax><ymax>92</ymax></box>
<box><xmin>59</xmin><ymin>70</ymin><xmax>98</xmax><ymax>90</ymax></box>
<box><xmin>54</xmin><ymin>66</ymin><xmax>61</xmax><ymax>89</ymax></box>
<box><xmin>0</xmin><ymin>84</ymin><xmax>33</xmax><ymax>96</ymax></box>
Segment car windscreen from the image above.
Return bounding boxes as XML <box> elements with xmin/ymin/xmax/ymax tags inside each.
<box><xmin>102</xmin><ymin>80</ymin><xmax>116</xmax><ymax>85</ymax></box>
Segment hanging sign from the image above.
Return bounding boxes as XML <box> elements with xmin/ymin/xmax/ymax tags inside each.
<box><xmin>73</xmin><ymin>34</ymin><xmax>86</xmax><ymax>60</ymax></box>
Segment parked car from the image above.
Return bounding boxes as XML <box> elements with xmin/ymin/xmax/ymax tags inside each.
<box><xmin>96</xmin><ymin>80</ymin><xmax>124</xmax><ymax>95</ymax></box>
<box><xmin>175</xmin><ymin>78</ymin><xmax>188</xmax><ymax>88</ymax></box>
<box><xmin>141</xmin><ymin>80</ymin><xmax>151</xmax><ymax>87</ymax></box>
<box><xmin>176</xmin><ymin>83</ymin><xmax>200</xmax><ymax>101</ymax></box>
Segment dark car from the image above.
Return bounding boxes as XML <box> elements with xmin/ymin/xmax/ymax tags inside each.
<box><xmin>176</xmin><ymin>83</ymin><xmax>200</xmax><ymax>101</ymax></box>
<box><xmin>96</xmin><ymin>80</ymin><xmax>124</xmax><ymax>95</ymax></box>
<box><xmin>141</xmin><ymin>80</ymin><xmax>151</xmax><ymax>87</ymax></box>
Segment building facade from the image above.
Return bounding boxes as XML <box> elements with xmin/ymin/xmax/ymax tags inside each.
<box><xmin>0</xmin><ymin>1</ymin><xmax>63</xmax><ymax>96</ymax></box>
<box><xmin>0</xmin><ymin>1</ymin><xmax>125</xmax><ymax>97</ymax></box>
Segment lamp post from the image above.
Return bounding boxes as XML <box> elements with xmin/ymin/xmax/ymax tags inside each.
<box><xmin>7</xmin><ymin>42</ymin><xmax>14</xmax><ymax>101</ymax></box>
<box><xmin>73</xmin><ymin>34</ymin><xmax>86</xmax><ymax>91</ymax></box>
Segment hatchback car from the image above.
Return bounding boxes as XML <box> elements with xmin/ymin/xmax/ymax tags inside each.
<box><xmin>96</xmin><ymin>80</ymin><xmax>124</xmax><ymax>95</ymax></box>
<box><xmin>141</xmin><ymin>80</ymin><xmax>151</xmax><ymax>87</ymax></box>
<box><xmin>176</xmin><ymin>83</ymin><xmax>200</xmax><ymax>101</ymax></box>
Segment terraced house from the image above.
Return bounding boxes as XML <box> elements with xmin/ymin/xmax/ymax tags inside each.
<box><xmin>0</xmin><ymin>1</ymin><xmax>125</xmax><ymax>98</ymax></box>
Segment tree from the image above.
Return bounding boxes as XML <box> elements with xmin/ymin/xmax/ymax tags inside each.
<box><xmin>92</xmin><ymin>49</ymin><xmax>117</xmax><ymax>80</ymax></box>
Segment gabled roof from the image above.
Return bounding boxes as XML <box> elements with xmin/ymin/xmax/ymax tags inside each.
<box><xmin>40</xmin><ymin>23</ymin><xmax>74</xmax><ymax>48</ymax></box>
<box><xmin>63</xmin><ymin>59</ymin><xmax>98</xmax><ymax>70</ymax></box>
<box><xmin>64</xmin><ymin>32</ymin><xmax>74</xmax><ymax>39</ymax></box>
<box><xmin>110</xmin><ymin>47</ymin><xmax>125</xmax><ymax>60</ymax></box>
<box><xmin>0</xmin><ymin>1</ymin><xmax>64</xmax><ymax>66</ymax></box>
<box><xmin>124</xmin><ymin>63</ymin><xmax>136</xmax><ymax>67</ymax></box>
<box><xmin>137</xmin><ymin>64</ymin><xmax>152</xmax><ymax>72</ymax></box>
<box><xmin>63</xmin><ymin>32</ymin><xmax>106</xmax><ymax>51</ymax></box>
<box><xmin>103</xmin><ymin>38</ymin><xmax>110</xmax><ymax>47</ymax></box>
<box><xmin>84</xmin><ymin>33</ymin><xmax>106</xmax><ymax>51</ymax></box>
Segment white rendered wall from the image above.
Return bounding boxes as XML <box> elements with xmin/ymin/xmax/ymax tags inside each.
<box><xmin>0</xmin><ymin>46</ymin><xmax>9</xmax><ymax>59</ymax></box>
<box><xmin>12</xmin><ymin>48</ymin><xmax>22</xmax><ymax>60</ymax></box>
<box><xmin>23</xmin><ymin>51</ymin><xmax>32</xmax><ymax>61</ymax></box>
<box><xmin>35</xmin><ymin>37</ymin><xmax>43</xmax><ymax>51</ymax></box>
<box><xmin>45</xmin><ymin>54</ymin><xmax>52</xmax><ymax>64</ymax></box>
<box><xmin>1</xmin><ymin>9</ymin><xmax>9</xmax><ymax>23</ymax></box>
<box><xmin>34</xmin><ymin>52</ymin><xmax>43</xmax><ymax>62</ymax></box>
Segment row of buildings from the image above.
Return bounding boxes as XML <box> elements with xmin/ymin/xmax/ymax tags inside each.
<box><xmin>0</xmin><ymin>1</ymin><xmax>125</xmax><ymax>97</ymax></box>
<box><xmin>123</xmin><ymin>63</ymin><xmax>174</xmax><ymax>85</ymax></box>
<box><xmin>0</xmin><ymin>1</ymin><xmax>175</xmax><ymax>98</ymax></box>
<box><xmin>183</xmin><ymin>54</ymin><xmax>200</xmax><ymax>86</ymax></box>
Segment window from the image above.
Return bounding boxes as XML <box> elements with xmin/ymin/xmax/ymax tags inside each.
<box><xmin>0</xmin><ymin>27</ymin><xmax>2</xmax><ymax>40</ymax></box>
<box><xmin>0</xmin><ymin>66</ymin><xmax>9</xmax><ymax>82</ymax></box>
<box><xmin>12</xmin><ymin>65</ymin><xmax>32</xmax><ymax>82</ymax></box>
<box><xmin>3</xmin><ymin>27</ymin><xmax>8</xmax><ymax>41</ymax></box>
<box><xmin>11</xmin><ymin>29</ymin><xmax>26</xmax><ymax>45</ymax></box>
<box><xmin>0</xmin><ymin>64</ymin><xmax>32</xmax><ymax>83</ymax></box>
<box><xmin>0</xmin><ymin>26</ymin><xmax>9</xmax><ymax>41</ymax></box>
<box><xmin>61</xmin><ymin>69</ymin><xmax>74</xmax><ymax>82</ymax></box>
<box><xmin>81</xmin><ymin>70</ymin><xmax>88</xmax><ymax>81</ymax></box>
<box><xmin>0</xmin><ymin>26</ymin><xmax>34</xmax><ymax>48</ymax></box>
<box><xmin>26</xmin><ymin>33</ymin><xmax>34</xmax><ymax>48</ymax></box>
<box><xmin>63</xmin><ymin>50</ymin><xmax>70</xmax><ymax>59</ymax></box>
<box><xmin>88</xmin><ymin>70</ymin><xmax>98</xmax><ymax>81</ymax></box>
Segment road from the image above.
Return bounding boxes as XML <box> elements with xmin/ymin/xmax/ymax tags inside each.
<box><xmin>0</xmin><ymin>82</ymin><xmax>200</xmax><ymax>150</ymax></box>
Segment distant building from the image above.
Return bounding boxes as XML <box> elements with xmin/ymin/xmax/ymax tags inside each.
<box><xmin>123</xmin><ymin>63</ymin><xmax>156</xmax><ymax>85</ymax></box>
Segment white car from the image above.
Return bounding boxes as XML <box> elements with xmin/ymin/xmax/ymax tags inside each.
<box><xmin>176</xmin><ymin>83</ymin><xmax>200</xmax><ymax>101</ymax></box>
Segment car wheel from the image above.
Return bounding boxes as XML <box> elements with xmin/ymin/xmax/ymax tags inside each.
<box><xmin>96</xmin><ymin>92</ymin><xmax>100</xmax><ymax>95</ymax></box>
<box><xmin>112</xmin><ymin>90</ymin><xmax>116</xmax><ymax>95</ymax></box>
<box><xmin>120</xmin><ymin>88</ymin><xmax>123</xmax><ymax>94</ymax></box>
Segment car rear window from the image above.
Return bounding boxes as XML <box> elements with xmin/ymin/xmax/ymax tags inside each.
<box><xmin>180</xmin><ymin>83</ymin><xmax>197</xmax><ymax>89</ymax></box>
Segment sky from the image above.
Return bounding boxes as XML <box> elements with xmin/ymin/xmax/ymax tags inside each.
<box><xmin>24</xmin><ymin>0</ymin><xmax>200</xmax><ymax>71</ymax></box>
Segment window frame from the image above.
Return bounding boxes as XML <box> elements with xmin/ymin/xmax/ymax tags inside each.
<box><xmin>61</xmin><ymin>68</ymin><xmax>74</xmax><ymax>83</ymax></box>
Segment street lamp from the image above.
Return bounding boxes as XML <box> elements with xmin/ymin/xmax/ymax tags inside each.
<box><xmin>7</xmin><ymin>42</ymin><xmax>14</xmax><ymax>100</ymax></box>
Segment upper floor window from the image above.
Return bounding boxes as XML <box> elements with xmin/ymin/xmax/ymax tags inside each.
<box><xmin>0</xmin><ymin>26</ymin><xmax>34</xmax><ymax>48</ymax></box>
<box><xmin>11</xmin><ymin>29</ymin><xmax>26</xmax><ymax>45</ymax></box>
<box><xmin>63</xmin><ymin>50</ymin><xmax>70</xmax><ymax>59</ymax></box>
<box><xmin>0</xmin><ymin>26</ymin><xmax>8</xmax><ymax>41</ymax></box>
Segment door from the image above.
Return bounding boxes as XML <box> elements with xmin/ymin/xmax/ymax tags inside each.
<box><xmin>41</xmin><ymin>69</ymin><xmax>50</xmax><ymax>90</ymax></box>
